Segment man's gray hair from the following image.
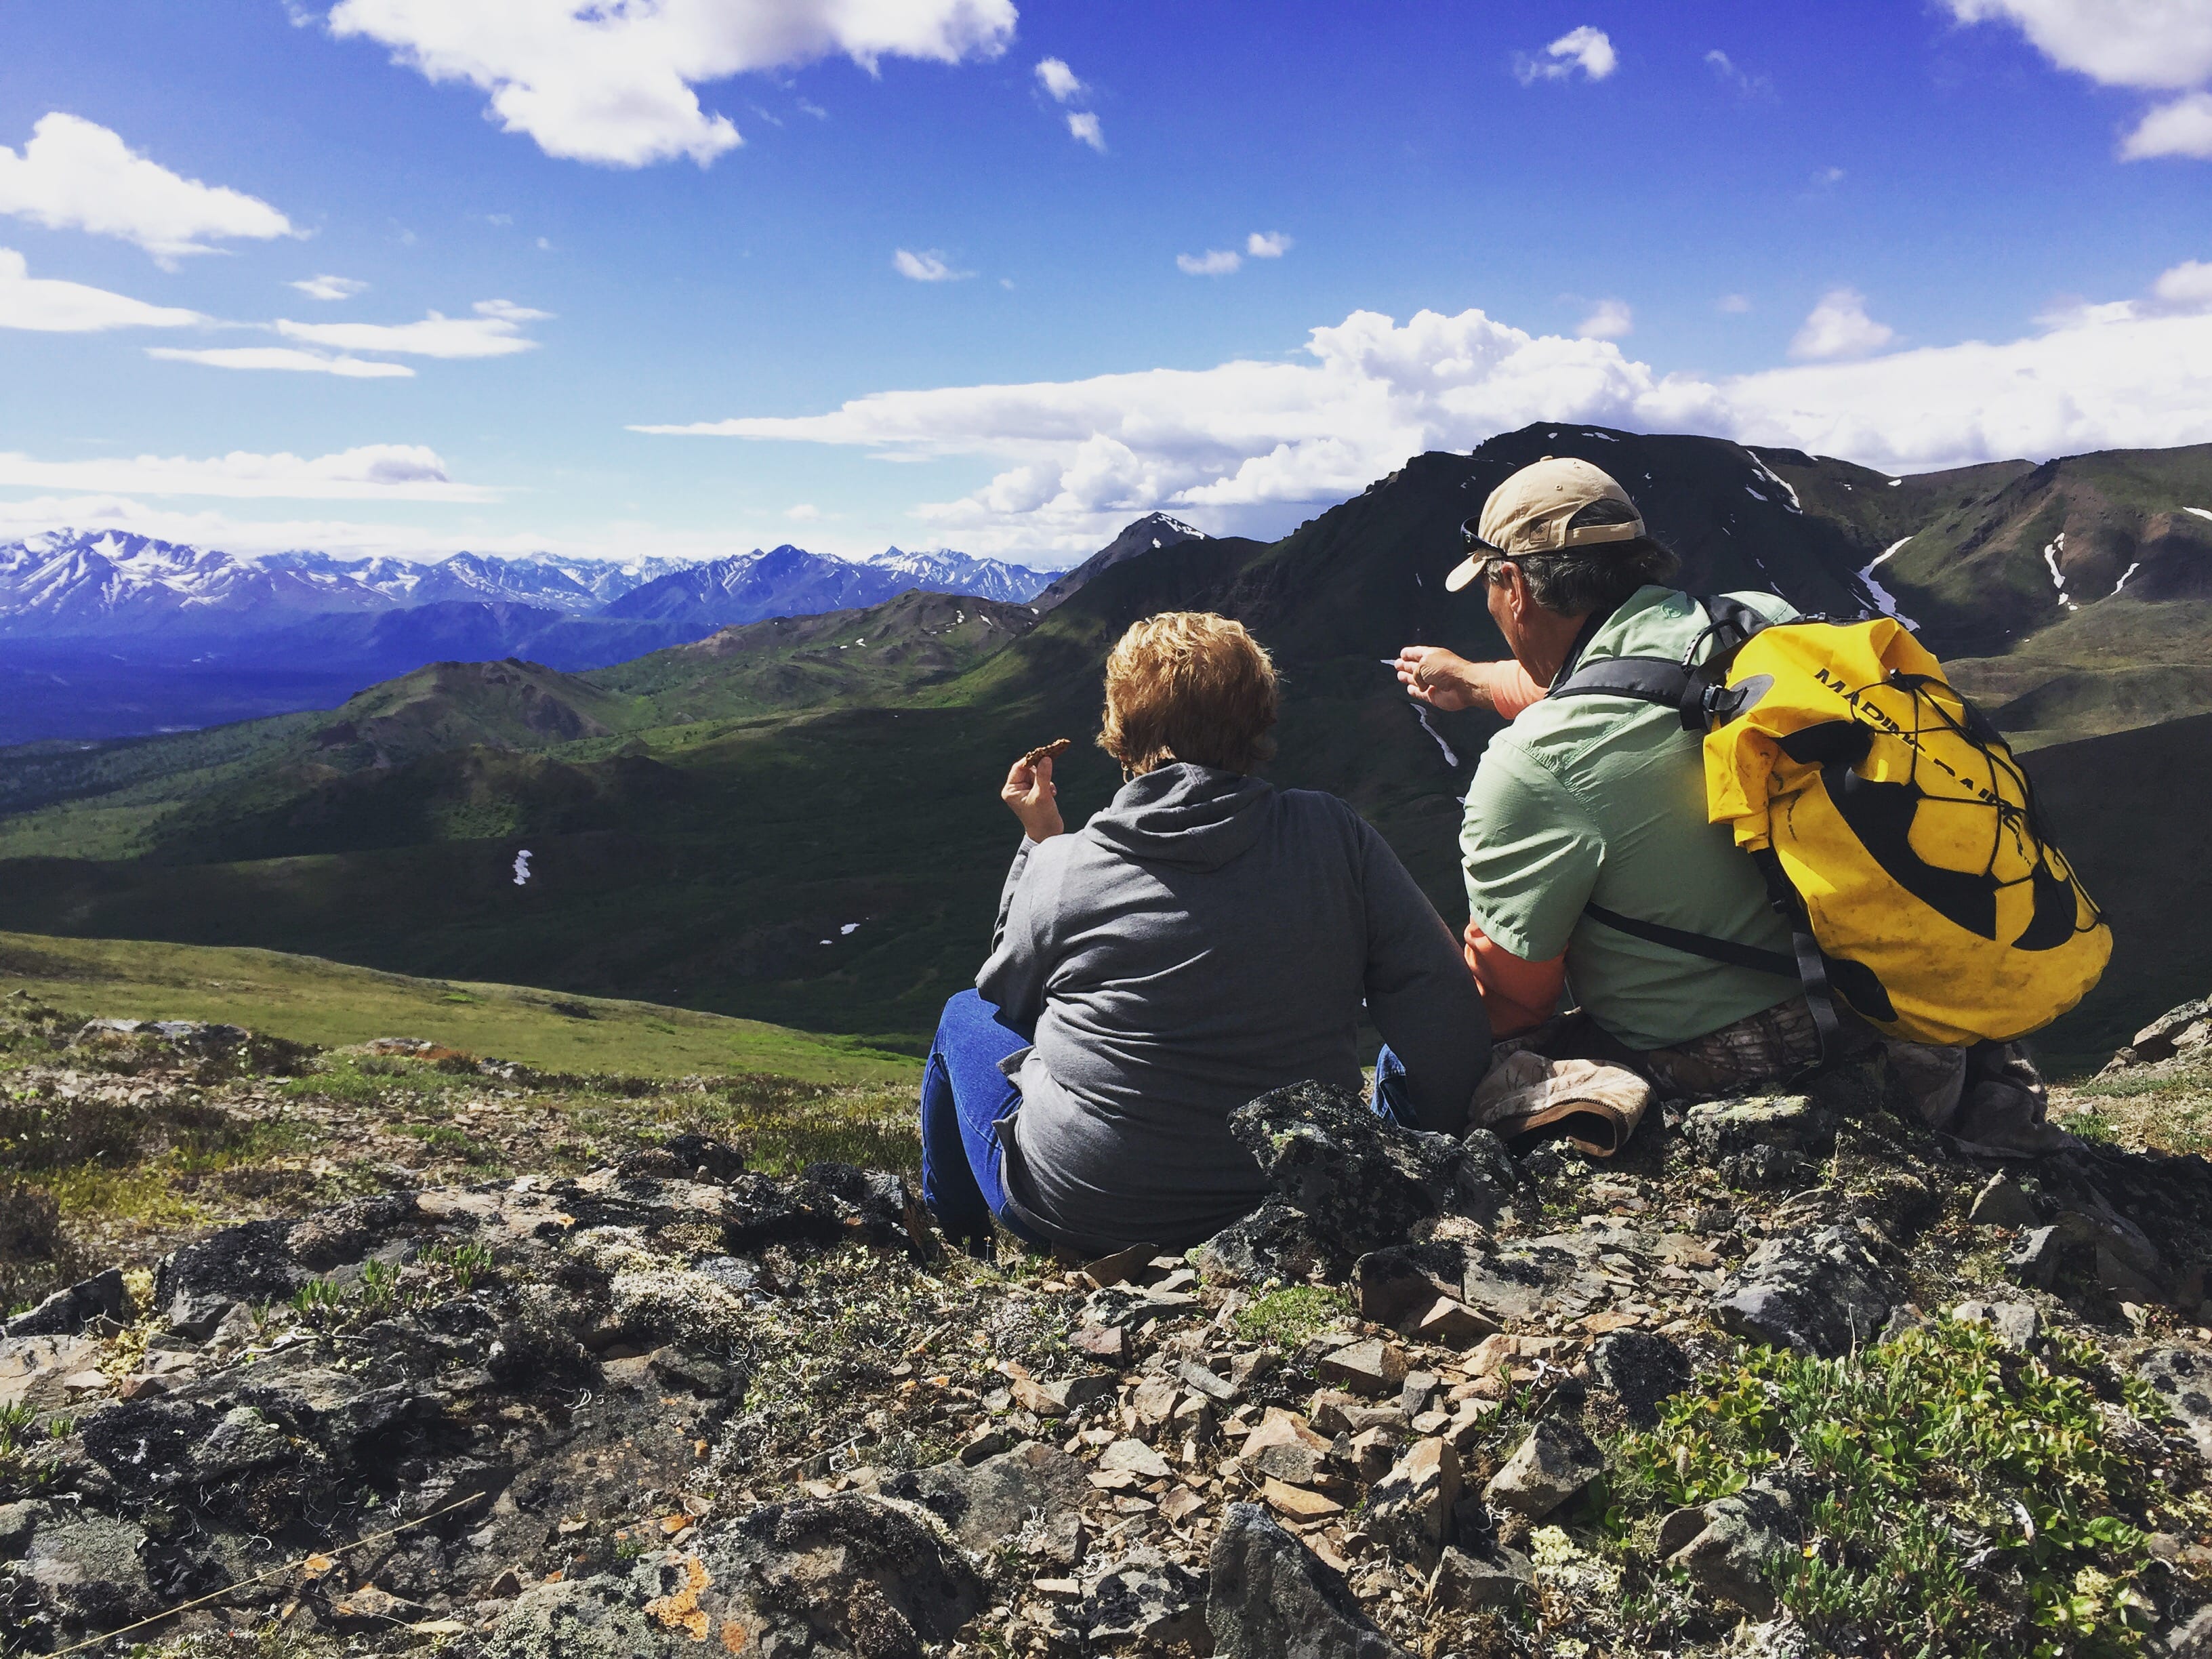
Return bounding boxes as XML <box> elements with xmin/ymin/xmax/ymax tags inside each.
<box><xmin>1500</xmin><ymin>497</ymin><xmax>1680</xmax><ymax>615</ymax></box>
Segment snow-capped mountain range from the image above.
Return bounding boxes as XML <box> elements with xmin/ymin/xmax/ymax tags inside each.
<box><xmin>0</xmin><ymin>531</ymin><xmax>1053</xmax><ymax>638</ymax></box>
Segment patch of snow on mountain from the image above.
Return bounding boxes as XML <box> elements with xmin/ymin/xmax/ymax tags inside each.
<box><xmin>2113</xmin><ymin>561</ymin><xmax>2142</xmax><ymax>595</ymax></box>
<box><xmin>2187</xmin><ymin>507</ymin><xmax>2212</xmax><ymax>523</ymax></box>
<box><xmin>1746</xmin><ymin>455</ymin><xmax>1803</xmax><ymax>513</ymax></box>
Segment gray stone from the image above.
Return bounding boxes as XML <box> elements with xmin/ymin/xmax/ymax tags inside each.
<box><xmin>1991</xmin><ymin>1301</ymin><xmax>2040</xmax><ymax>1351</ymax></box>
<box><xmin>0</xmin><ymin>1498</ymin><xmax>49</xmax><ymax>1558</ymax></box>
<box><xmin>2007</xmin><ymin>1225</ymin><xmax>2064</xmax><ymax>1288</ymax></box>
<box><xmin>1086</xmin><ymin>1544</ymin><xmax>1208</xmax><ymax>1650</ymax></box>
<box><xmin>1317</xmin><ymin>1337</ymin><xmax>1407</xmax><ymax>1398</ymax></box>
<box><xmin>1713</xmin><ymin>1225</ymin><xmax>1900</xmax><ymax>1358</ymax></box>
<box><xmin>1655</xmin><ymin>1505</ymin><xmax>1706</xmax><ymax>1558</ymax></box>
<box><xmin>2169</xmin><ymin>1603</ymin><xmax>2212</xmax><ymax>1658</ymax></box>
<box><xmin>1681</xmin><ymin>1093</ymin><xmax>1837</xmax><ymax>1163</ymax></box>
<box><xmin>154</xmin><ymin>1218</ymin><xmax>305</xmax><ymax>1339</ymax></box>
<box><xmin>1589</xmin><ymin>1329</ymin><xmax>1692</xmax><ymax>1428</ymax></box>
<box><xmin>1208</xmin><ymin>1502</ymin><xmax>1412</xmax><ymax>1659</ymax></box>
<box><xmin>713</xmin><ymin>1495</ymin><xmax>990</xmax><ymax>1655</ymax></box>
<box><xmin>1179</xmin><ymin>1359</ymin><xmax>1239</xmax><ymax>1405</ymax></box>
<box><xmin>1482</xmin><ymin>1416</ymin><xmax>1603</xmax><ymax>1521</ymax></box>
<box><xmin>892</xmin><ymin>1440</ymin><xmax>1089</xmax><ymax>1565</ymax></box>
<box><xmin>21</xmin><ymin>1515</ymin><xmax>161</xmax><ymax>1631</ymax></box>
<box><xmin>2100</xmin><ymin>1245</ymin><xmax>2164</xmax><ymax>1303</ymax></box>
<box><xmin>2137</xmin><ymin>1347</ymin><xmax>2212</xmax><ymax>1463</ymax></box>
<box><xmin>1365</xmin><ymin>1436</ymin><xmax>1460</xmax><ymax>1568</ymax></box>
<box><xmin>1968</xmin><ymin>1173</ymin><xmax>2038</xmax><ymax>1229</ymax></box>
<box><xmin>1433</xmin><ymin>1542</ymin><xmax>1534</xmax><ymax>1612</ymax></box>
<box><xmin>1</xmin><ymin>1267</ymin><xmax>127</xmax><ymax>1338</ymax></box>
<box><xmin>1201</xmin><ymin>1082</ymin><xmax>1515</xmax><ymax>1282</ymax></box>
<box><xmin>1666</xmin><ymin>1480</ymin><xmax>1799</xmax><ymax>1617</ymax></box>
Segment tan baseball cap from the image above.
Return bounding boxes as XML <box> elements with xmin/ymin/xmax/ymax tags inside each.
<box><xmin>1444</xmin><ymin>457</ymin><xmax>1646</xmax><ymax>592</ymax></box>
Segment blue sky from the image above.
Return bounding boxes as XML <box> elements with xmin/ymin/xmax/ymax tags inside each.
<box><xmin>1</xmin><ymin>0</ymin><xmax>2209</xmax><ymax>567</ymax></box>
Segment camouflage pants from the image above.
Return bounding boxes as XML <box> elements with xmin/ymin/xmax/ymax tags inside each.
<box><xmin>1511</xmin><ymin>994</ymin><xmax>2069</xmax><ymax>1153</ymax></box>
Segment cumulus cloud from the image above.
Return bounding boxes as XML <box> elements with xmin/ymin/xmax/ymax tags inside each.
<box><xmin>2152</xmin><ymin>258</ymin><xmax>2212</xmax><ymax>306</ymax></box>
<box><xmin>290</xmin><ymin>273</ymin><xmax>368</xmax><ymax>301</ymax></box>
<box><xmin>1517</xmin><ymin>26</ymin><xmax>1617</xmax><ymax>85</ymax></box>
<box><xmin>893</xmin><ymin>248</ymin><xmax>967</xmax><ymax>282</ymax></box>
<box><xmin>2122</xmin><ymin>90</ymin><xmax>2212</xmax><ymax>158</ymax></box>
<box><xmin>322</xmin><ymin>0</ymin><xmax>1017</xmax><ymax>167</ymax></box>
<box><xmin>1035</xmin><ymin>58</ymin><xmax>1085</xmax><ymax>102</ymax></box>
<box><xmin>0</xmin><ymin>247</ymin><xmax>202</xmax><ymax>331</ymax></box>
<box><xmin>0</xmin><ymin>443</ymin><xmax>494</xmax><ymax>501</ymax></box>
<box><xmin>1948</xmin><ymin>0</ymin><xmax>2212</xmax><ymax>159</ymax></box>
<box><xmin>1067</xmin><ymin>110</ymin><xmax>1105</xmax><ymax>150</ymax></box>
<box><xmin>1177</xmin><ymin>249</ymin><xmax>1242</xmax><ymax>276</ymax></box>
<box><xmin>0</xmin><ymin>113</ymin><xmax>294</xmax><ymax>266</ymax></box>
<box><xmin>274</xmin><ymin>298</ymin><xmax>548</xmax><ymax>358</ymax></box>
<box><xmin>630</xmin><ymin>258</ymin><xmax>2212</xmax><ymax>556</ymax></box>
<box><xmin>1246</xmin><ymin>231</ymin><xmax>1292</xmax><ymax>258</ymax></box>
<box><xmin>1789</xmin><ymin>287</ymin><xmax>1895</xmax><ymax>360</ymax></box>
<box><xmin>145</xmin><ymin>345</ymin><xmax>414</xmax><ymax>377</ymax></box>
<box><xmin>1577</xmin><ymin>299</ymin><xmax>1633</xmax><ymax>339</ymax></box>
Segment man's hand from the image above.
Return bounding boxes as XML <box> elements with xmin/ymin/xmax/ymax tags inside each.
<box><xmin>1394</xmin><ymin>645</ymin><xmax>1483</xmax><ymax>712</ymax></box>
<box><xmin>1002</xmin><ymin>752</ymin><xmax>1065</xmax><ymax>841</ymax></box>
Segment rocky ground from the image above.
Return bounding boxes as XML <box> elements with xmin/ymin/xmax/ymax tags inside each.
<box><xmin>3</xmin><ymin>993</ymin><xmax>2212</xmax><ymax>1656</ymax></box>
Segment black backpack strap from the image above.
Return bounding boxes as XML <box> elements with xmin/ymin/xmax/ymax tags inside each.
<box><xmin>1550</xmin><ymin>655</ymin><xmax>1714</xmax><ymax>733</ymax></box>
<box><xmin>1582</xmin><ymin>903</ymin><xmax>1799</xmax><ymax>979</ymax></box>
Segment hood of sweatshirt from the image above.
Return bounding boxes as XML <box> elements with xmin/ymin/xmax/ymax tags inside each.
<box><xmin>1084</xmin><ymin>762</ymin><xmax>1274</xmax><ymax>872</ymax></box>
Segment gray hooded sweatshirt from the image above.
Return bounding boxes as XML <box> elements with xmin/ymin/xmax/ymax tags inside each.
<box><xmin>977</xmin><ymin>762</ymin><xmax>1489</xmax><ymax>1252</ymax></box>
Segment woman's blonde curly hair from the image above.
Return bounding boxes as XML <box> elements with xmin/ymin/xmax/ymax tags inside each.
<box><xmin>1098</xmin><ymin>611</ymin><xmax>1279</xmax><ymax>776</ymax></box>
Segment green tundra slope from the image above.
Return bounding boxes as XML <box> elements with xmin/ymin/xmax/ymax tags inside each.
<box><xmin>0</xmin><ymin>423</ymin><xmax>2203</xmax><ymax>1063</ymax></box>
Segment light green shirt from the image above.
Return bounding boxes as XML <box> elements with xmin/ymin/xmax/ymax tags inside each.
<box><xmin>1460</xmin><ymin>585</ymin><xmax>1799</xmax><ymax>1052</ymax></box>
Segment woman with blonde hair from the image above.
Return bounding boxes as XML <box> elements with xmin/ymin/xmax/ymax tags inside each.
<box><xmin>919</xmin><ymin>611</ymin><xmax>1489</xmax><ymax>1255</ymax></box>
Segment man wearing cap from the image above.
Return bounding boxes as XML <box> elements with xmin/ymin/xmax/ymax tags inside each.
<box><xmin>1391</xmin><ymin>457</ymin><xmax>1812</xmax><ymax>1099</ymax></box>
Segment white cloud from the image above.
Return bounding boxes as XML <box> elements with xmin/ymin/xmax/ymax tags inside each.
<box><xmin>786</xmin><ymin>502</ymin><xmax>821</xmax><ymax>520</ymax></box>
<box><xmin>145</xmin><ymin>345</ymin><xmax>415</xmax><ymax>377</ymax></box>
<box><xmin>323</xmin><ymin>0</ymin><xmax>1017</xmax><ymax>167</ymax></box>
<box><xmin>1067</xmin><ymin>110</ymin><xmax>1105</xmax><ymax>151</ymax></box>
<box><xmin>1811</xmin><ymin>165</ymin><xmax>1846</xmax><ymax>187</ymax></box>
<box><xmin>893</xmin><ymin>248</ymin><xmax>968</xmax><ymax>282</ymax></box>
<box><xmin>1516</xmin><ymin>26</ymin><xmax>1617</xmax><ymax>85</ymax></box>
<box><xmin>1035</xmin><ymin>58</ymin><xmax>1085</xmax><ymax>102</ymax></box>
<box><xmin>1177</xmin><ymin>249</ymin><xmax>1242</xmax><ymax>276</ymax></box>
<box><xmin>0</xmin><ymin>113</ymin><xmax>294</xmax><ymax>266</ymax></box>
<box><xmin>1946</xmin><ymin>0</ymin><xmax>2212</xmax><ymax>90</ymax></box>
<box><xmin>1948</xmin><ymin>1</ymin><xmax>2212</xmax><ymax>161</ymax></box>
<box><xmin>0</xmin><ymin>443</ymin><xmax>494</xmax><ymax>501</ymax></box>
<box><xmin>1246</xmin><ymin>231</ymin><xmax>1292</xmax><ymax>258</ymax></box>
<box><xmin>2152</xmin><ymin>258</ymin><xmax>2212</xmax><ymax>306</ymax></box>
<box><xmin>1577</xmin><ymin>299</ymin><xmax>1633</xmax><ymax>339</ymax></box>
<box><xmin>1789</xmin><ymin>287</ymin><xmax>1896</xmax><ymax>359</ymax></box>
<box><xmin>1718</xmin><ymin>293</ymin><xmax>1752</xmax><ymax>314</ymax></box>
<box><xmin>273</xmin><ymin>298</ymin><xmax>547</xmax><ymax>358</ymax></box>
<box><xmin>632</xmin><ymin>261</ymin><xmax>2212</xmax><ymax>555</ymax></box>
<box><xmin>2123</xmin><ymin>90</ymin><xmax>2212</xmax><ymax>157</ymax></box>
<box><xmin>290</xmin><ymin>273</ymin><xmax>368</xmax><ymax>301</ymax></box>
<box><xmin>0</xmin><ymin>247</ymin><xmax>202</xmax><ymax>331</ymax></box>
<box><xmin>1704</xmin><ymin>48</ymin><xmax>1768</xmax><ymax>94</ymax></box>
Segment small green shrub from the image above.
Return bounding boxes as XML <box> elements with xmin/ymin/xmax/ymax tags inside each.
<box><xmin>1230</xmin><ymin>1284</ymin><xmax>1351</xmax><ymax>1349</ymax></box>
<box><xmin>1611</xmin><ymin>1319</ymin><xmax>2171</xmax><ymax>1656</ymax></box>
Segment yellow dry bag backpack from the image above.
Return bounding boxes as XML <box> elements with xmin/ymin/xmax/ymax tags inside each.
<box><xmin>1552</xmin><ymin>597</ymin><xmax>2110</xmax><ymax>1050</ymax></box>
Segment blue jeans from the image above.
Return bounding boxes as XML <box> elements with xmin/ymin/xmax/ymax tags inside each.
<box><xmin>1372</xmin><ymin>1044</ymin><xmax>1416</xmax><ymax>1127</ymax></box>
<box><xmin>918</xmin><ymin>990</ymin><xmax>1050</xmax><ymax>1251</ymax></box>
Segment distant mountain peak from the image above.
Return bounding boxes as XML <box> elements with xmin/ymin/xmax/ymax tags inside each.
<box><xmin>1031</xmin><ymin>512</ymin><xmax>1208</xmax><ymax>611</ymax></box>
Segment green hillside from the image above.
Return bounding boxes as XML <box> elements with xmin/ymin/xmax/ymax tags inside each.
<box><xmin>0</xmin><ymin>929</ymin><xmax>915</xmax><ymax>1082</ymax></box>
<box><xmin>0</xmin><ymin>423</ymin><xmax>2204</xmax><ymax>1062</ymax></box>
